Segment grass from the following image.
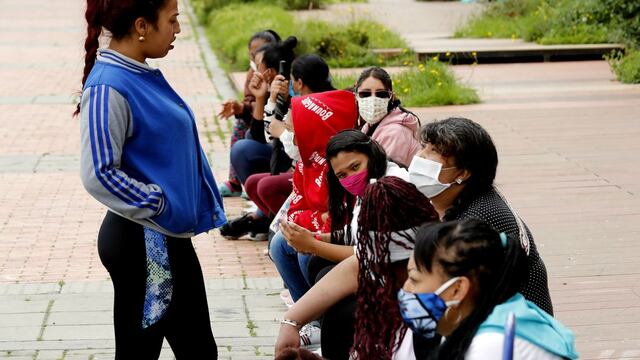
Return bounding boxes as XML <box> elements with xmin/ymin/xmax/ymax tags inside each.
<box><xmin>332</xmin><ymin>60</ymin><xmax>480</xmax><ymax>107</ymax></box>
<box><xmin>608</xmin><ymin>49</ymin><xmax>640</xmax><ymax>84</ymax></box>
<box><xmin>454</xmin><ymin>0</ymin><xmax>640</xmax><ymax>83</ymax></box>
<box><xmin>196</xmin><ymin>3</ymin><xmax>413</xmax><ymax>71</ymax></box>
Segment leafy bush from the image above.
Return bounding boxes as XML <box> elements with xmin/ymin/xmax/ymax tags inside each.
<box><xmin>199</xmin><ymin>3</ymin><xmax>412</xmax><ymax>71</ymax></box>
<box><xmin>455</xmin><ymin>0</ymin><xmax>640</xmax><ymax>83</ymax></box>
<box><xmin>332</xmin><ymin>60</ymin><xmax>480</xmax><ymax>107</ymax></box>
<box><xmin>191</xmin><ymin>0</ymin><xmax>367</xmax><ymax>20</ymax></box>
<box><xmin>608</xmin><ymin>49</ymin><xmax>640</xmax><ymax>84</ymax></box>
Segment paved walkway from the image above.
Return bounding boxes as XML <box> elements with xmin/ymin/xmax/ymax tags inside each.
<box><xmin>0</xmin><ymin>0</ymin><xmax>282</xmax><ymax>359</ymax></box>
<box><xmin>1</xmin><ymin>0</ymin><xmax>640</xmax><ymax>359</ymax></box>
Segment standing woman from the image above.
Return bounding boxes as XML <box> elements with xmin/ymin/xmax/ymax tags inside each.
<box><xmin>78</xmin><ymin>0</ymin><xmax>225</xmax><ymax>358</ymax></box>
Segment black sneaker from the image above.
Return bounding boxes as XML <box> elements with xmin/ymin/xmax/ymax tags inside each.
<box><xmin>219</xmin><ymin>214</ymin><xmax>269</xmax><ymax>241</ymax></box>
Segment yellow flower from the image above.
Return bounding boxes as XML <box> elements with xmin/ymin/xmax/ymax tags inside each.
<box><xmin>437</xmin><ymin>82</ymin><xmax>443</xmax><ymax>87</ymax></box>
<box><xmin>446</xmin><ymin>52</ymin><xmax>451</xmax><ymax>57</ymax></box>
<box><xmin>471</xmin><ymin>51</ymin><xmax>477</xmax><ymax>57</ymax></box>
<box><xmin>432</xmin><ymin>55</ymin><xmax>439</xmax><ymax>62</ymax></box>
<box><xmin>430</xmin><ymin>69</ymin><xmax>439</xmax><ymax>76</ymax></box>
<box><xmin>403</xmin><ymin>88</ymin><xmax>409</xmax><ymax>93</ymax></box>
<box><xmin>487</xmin><ymin>31</ymin><xmax>492</xmax><ymax>37</ymax></box>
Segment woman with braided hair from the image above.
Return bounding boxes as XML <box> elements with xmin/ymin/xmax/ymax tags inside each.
<box><xmin>352</xmin><ymin>176</ymin><xmax>439</xmax><ymax>359</ymax></box>
<box><xmin>77</xmin><ymin>0</ymin><xmax>225</xmax><ymax>357</ymax></box>
<box><xmin>275</xmin><ymin>176</ymin><xmax>439</xmax><ymax>359</ymax></box>
<box><xmin>396</xmin><ymin>219</ymin><xmax>577</xmax><ymax>359</ymax></box>
<box><xmin>408</xmin><ymin>117</ymin><xmax>553</xmax><ymax>314</ymax></box>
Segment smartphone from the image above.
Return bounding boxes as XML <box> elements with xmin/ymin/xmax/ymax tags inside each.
<box><xmin>274</xmin><ymin>60</ymin><xmax>288</xmax><ymax>121</ymax></box>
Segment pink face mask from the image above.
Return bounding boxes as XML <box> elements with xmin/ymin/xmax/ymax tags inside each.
<box><xmin>339</xmin><ymin>170</ymin><xmax>369</xmax><ymax>197</ymax></box>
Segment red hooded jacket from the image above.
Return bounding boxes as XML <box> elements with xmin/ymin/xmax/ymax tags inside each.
<box><xmin>287</xmin><ymin>90</ymin><xmax>358</xmax><ymax>232</ymax></box>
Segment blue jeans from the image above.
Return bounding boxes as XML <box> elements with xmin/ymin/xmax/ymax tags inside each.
<box><xmin>269</xmin><ymin>231</ymin><xmax>311</xmax><ymax>302</ymax></box>
<box><xmin>230</xmin><ymin>138</ymin><xmax>271</xmax><ymax>184</ymax></box>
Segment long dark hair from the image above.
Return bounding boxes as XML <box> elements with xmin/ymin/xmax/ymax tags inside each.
<box><xmin>76</xmin><ymin>0</ymin><xmax>169</xmax><ymax>115</ymax></box>
<box><xmin>419</xmin><ymin>117</ymin><xmax>498</xmax><ymax>220</ymax></box>
<box><xmin>257</xmin><ymin>36</ymin><xmax>297</xmax><ymax>78</ymax></box>
<box><xmin>326</xmin><ymin>129</ymin><xmax>388</xmax><ymax>245</ymax></box>
<box><xmin>353</xmin><ymin>176</ymin><xmax>439</xmax><ymax>360</ymax></box>
<box><xmin>413</xmin><ymin>218</ymin><xmax>528</xmax><ymax>360</ymax></box>
<box><xmin>291</xmin><ymin>54</ymin><xmax>335</xmax><ymax>93</ymax></box>
<box><xmin>355</xmin><ymin>66</ymin><xmax>420</xmax><ymax>133</ymax></box>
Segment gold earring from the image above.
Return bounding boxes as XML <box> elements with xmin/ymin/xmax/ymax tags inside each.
<box><xmin>138</xmin><ymin>35</ymin><xmax>145</xmax><ymax>42</ymax></box>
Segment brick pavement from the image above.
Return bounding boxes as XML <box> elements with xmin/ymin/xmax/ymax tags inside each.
<box><xmin>2</xmin><ymin>0</ymin><xmax>640</xmax><ymax>359</ymax></box>
<box><xmin>0</xmin><ymin>0</ymin><xmax>278</xmax><ymax>285</ymax></box>
<box><xmin>0</xmin><ymin>1</ymin><xmax>282</xmax><ymax>358</ymax></box>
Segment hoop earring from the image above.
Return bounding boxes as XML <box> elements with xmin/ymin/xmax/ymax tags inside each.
<box><xmin>138</xmin><ymin>35</ymin><xmax>145</xmax><ymax>42</ymax></box>
<box><xmin>444</xmin><ymin>305</ymin><xmax>462</xmax><ymax>325</ymax></box>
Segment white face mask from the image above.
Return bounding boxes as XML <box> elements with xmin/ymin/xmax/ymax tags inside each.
<box><xmin>250</xmin><ymin>60</ymin><xmax>257</xmax><ymax>72</ymax></box>
<box><xmin>280</xmin><ymin>129</ymin><xmax>300</xmax><ymax>162</ymax></box>
<box><xmin>408</xmin><ymin>156</ymin><xmax>459</xmax><ymax>198</ymax></box>
<box><xmin>357</xmin><ymin>96</ymin><xmax>389</xmax><ymax>125</ymax></box>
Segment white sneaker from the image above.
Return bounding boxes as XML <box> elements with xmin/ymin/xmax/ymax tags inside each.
<box><xmin>299</xmin><ymin>323</ymin><xmax>321</xmax><ymax>350</ymax></box>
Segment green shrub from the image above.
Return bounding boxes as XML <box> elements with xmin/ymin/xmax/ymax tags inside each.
<box><xmin>331</xmin><ymin>60</ymin><xmax>480</xmax><ymax>107</ymax></box>
<box><xmin>191</xmin><ymin>0</ymin><xmax>367</xmax><ymax>18</ymax></box>
<box><xmin>199</xmin><ymin>3</ymin><xmax>412</xmax><ymax>71</ymax></box>
<box><xmin>455</xmin><ymin>0</ymin><xmax>639</xmax><ymax>82</ymax></box>
<box><xmin>608</xmin><ymin>49</ymin><xmax>640</xmax><ymax>84</ymax></box>
<box><xmin>204</xmin><ymin>4</ymin><xmax>295</xmax><ymax>70</ymax></box>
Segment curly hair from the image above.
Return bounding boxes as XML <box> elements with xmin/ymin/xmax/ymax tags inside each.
<box><xmin>419</xmin><ymin>117</ymin><xmax>498</xmax><ymax>220</ymax></box>
<box><xmin>353</xmin><ymin>176</ymin><xmax>439</xmax><ymax>359</ymax></box>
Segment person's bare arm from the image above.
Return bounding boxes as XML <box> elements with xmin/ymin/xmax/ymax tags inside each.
<box><xmin>274</xmin><ymin>255</ymin><xmax>359</xmax><ymax>353</ymax></box>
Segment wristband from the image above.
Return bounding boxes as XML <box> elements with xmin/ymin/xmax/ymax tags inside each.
<box><xmin>313</xmin><ymin>232</ymin><xmax>322</xmax><ymax>241</ymax></box>
<box><xmin>280</xmin><ymin>318</ymin><xmax>301</xmax><ymax>329</ymax></box>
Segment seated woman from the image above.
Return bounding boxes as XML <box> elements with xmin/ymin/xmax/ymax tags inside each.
<box><xmin>219</xmin><ymin>36</ymin><xmax>297</xmax><ymax>240</ymax></box>
<box><xmin>409</xmin><ymin>117</ymin><xmax>553</xmax><ymax>314</ymax></box>
<box><xmin>396</xmin><ymin>219</ymin><xmax>578</xmax><ymax>360</ymax></box>
<box><xmin>239</xmin><ymin>55</ymin><xmax>337</xmax><ymax>231</ymax></box>
<box><xmin>274</xmin><ymin>118</ymin><xmax>555</xmax><ymax>357</ymax></box>
<box><xmin>270</xmin><ymin>90</ymin><xmax>358</xmax><ymax>302</ymax></box>
<box><xmin>276</xmin><ymin>177</ymin><xmax>439</xmax><ymax>359</ymax></box>
<box><xmin>217</xmin><ymin>29</ymin><xmax>281</xmax><ymax>197</ymax></box>
<box><xmin>355</xmin><ymin>67</ymin><xmax>421</xmax><ymax>167</ymax></box>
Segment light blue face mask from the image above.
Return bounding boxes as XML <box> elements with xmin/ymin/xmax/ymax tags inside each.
<box><xmin>289</xmin><ymin>81</ymin><xmax>299</xmax><ymax>97</ymax></box>
<box><xmin>397</xmin><ymin>277</ymin><xmax>460</xmax><ymax>339</ymax></box>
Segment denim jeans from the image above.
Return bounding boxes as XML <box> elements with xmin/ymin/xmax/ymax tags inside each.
<box><xmin>269</xmin><ymin>230</ymin><xmax>311</xmax><ymax>302</ymax></box>
<box><xmin>229</xmin><ymin>138</ymin><xmax>272</xmax><ymax>184</ymax></box>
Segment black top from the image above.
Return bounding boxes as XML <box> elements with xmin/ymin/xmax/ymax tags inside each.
<box><xmin>444</xmin><ymin>187</ymin><xmax>554</xmax><ymax>315</ymax></box>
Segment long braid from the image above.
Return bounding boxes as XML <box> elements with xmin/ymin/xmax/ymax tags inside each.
<box><xmin>412</xmin><ymin>219</ymin><xmax>528</xmax><ymax>360</ymax></box>
<box><xmin>75</xmin><ymin>0</ymin><xmax>104</xmax><ymax>116</ymax></box>
<box><xmin>353</xmin><ymin>176</ymin><xmax>439</xmax><ymax>359</ymax></box>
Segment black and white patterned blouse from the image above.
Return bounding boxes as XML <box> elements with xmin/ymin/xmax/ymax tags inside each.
<box><xmin>445</xmin><ymin>187</ymin><xmax>554</xmax><ymax>315</ymax></box>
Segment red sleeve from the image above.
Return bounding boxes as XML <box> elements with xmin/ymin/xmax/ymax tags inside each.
<box><xmin>287</xmin><ymin>162</ymin><xmax>329</xmax><ymax>232</ymax></box>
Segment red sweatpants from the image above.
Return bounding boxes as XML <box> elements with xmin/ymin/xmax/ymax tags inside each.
<box><xmin>244</xmin><ymin>172</ymin><xmax>293</xmax><ymax>216</ymax></box>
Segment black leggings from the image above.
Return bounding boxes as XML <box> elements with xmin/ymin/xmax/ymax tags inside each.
<box><xmin>307</xmin><ymin>257</ymin><xmax>356</xmax><ymax>360</ymax></box>
<box><xmin>98</xmin><ymin>211</ymin><xmax>217</xmax><ymax>360</ymax></box>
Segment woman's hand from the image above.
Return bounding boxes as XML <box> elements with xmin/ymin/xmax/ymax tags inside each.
<box><xmin>249</xmin><ymin>72</ymin><xmax>268</xmax><ymax>100</ymax></box>
<box><xmin>280</xmin><ymin>220</ymin><xmax>316</xmax><ymax>254</ymax></box>
<box><xmin>218</xmin><ymin>99</ymin><xmax>243</xmax><ymax>118</ymax></box>
<box><xmin>269</xmin><ymin>119</ymin><xmax>288</xmax><ymax>138</ymax></box>
<box><xmin>270</xmin><ymin>74</ymin><xmax>290</xmax><ymax>103</ymax></box>
<box><xmin>321</xmin><ymin>212</ymin><xmax>329</xmax><ymax>223</ymax></box>
<box><xmin>274</xmin><ymin>323</ymin><xmax>301</xmax><ymax>355</ymax></box>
